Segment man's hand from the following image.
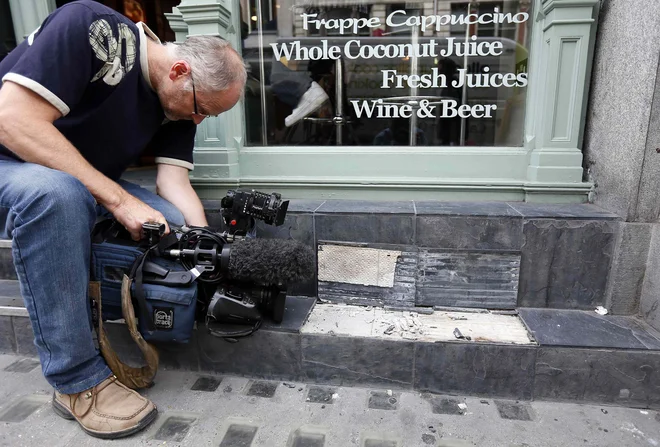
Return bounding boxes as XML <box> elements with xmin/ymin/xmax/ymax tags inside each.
<box><xmin>106</xmin><ymin>193</ymin><xmax>170</xmax><ymax>241</ymax></box>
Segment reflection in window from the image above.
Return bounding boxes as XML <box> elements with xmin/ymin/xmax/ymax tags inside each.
<box><xmin>246</xmin><ymin>0</ymin><xmax>278</xmax><ymax>32</ymax></box>
<box><xmin>241</xmin><ymin>0</ymin><xmax>532</xmax><ymax>148</ymax></box>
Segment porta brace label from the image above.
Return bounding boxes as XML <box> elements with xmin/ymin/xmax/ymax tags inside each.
<box><xmin>153</xmin><ymin>307</ymin><xmax>174</xmax><ymax>330</ymax></box>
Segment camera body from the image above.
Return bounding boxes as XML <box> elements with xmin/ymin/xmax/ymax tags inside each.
<box><xmin>144</xmin><ymin>189</ymin><xmax>291</xmax><ymax>332</ymax></box>
<box><xmin>221</xmin><ymin>189</ymin><xmax>289</xmax><ymax>236</ymax></box>
<box><xmin>207</xmin><ymin>283</ymin><xmax>286</xmax><ymax>326</ymax></box>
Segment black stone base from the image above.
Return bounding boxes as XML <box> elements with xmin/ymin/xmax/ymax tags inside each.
<box><xmin>1</xmin><ymin>200</ymin><xmax>623</xmax><ymax>310</ymax></box>
<box><xmin>3</xmin><ymin>302</ymin><xmax>660</xmax><ymax>409</ymax></box>
<box><xmin>519</xmin><ymin>308</ymin><xmax>660</xmax><ymax>350</ymax></box>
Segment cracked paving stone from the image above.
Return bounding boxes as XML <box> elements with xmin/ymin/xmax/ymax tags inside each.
<box><xmin>0</xmin><ymin>395</ymin><xmax>49</xmax><ymax>423</ymax></box>
<box><xmin>307</xmin><ymin>386</ymin><xmax>337</xmax><ymax>404</ymax></box>
<box><xmin>368</xmin><ymin>391</ymin><xmax>399</xmax><ymax>410</ymax></box>
<box><xmin>153</xmin><ymin>415</ymin><xmax>197</xmax><ymax>442</ymax></box>
<box><xmin>191</xmin><ymin>375</ymin><xmax>222</xmax><ymax>392</ymax></box>
<box><xmin>4</xmin><ymin>358</ymin><xmax>40</xmax><ymax>373</ymax></box>
<box><xmin>495</xmin><ymin>401</ymin><xmax>534</xmax><ymax>421</ymax></box>
<box><xmin>291</xmin><ymin>430</ymin><xmax>326</xmax><ymax>447</ymax></box>
<box><xmin>426</xmin><ymin>396</ymin><xmax>465</xmax><ymax>415</ymax></box>
<box><xmin>220</xmin><ymin>424</ymin><xmax>258</xmax><ymax>447</ymax></box>
<box><xmin>246</xmin><ymin>380</ymin><xmax>278</xmax><ymax>398</ymax></box>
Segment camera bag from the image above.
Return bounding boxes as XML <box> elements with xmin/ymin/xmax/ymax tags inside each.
<box><xmin>90</xmin><ymin>220</ymin><xmax>198</xmax><ymax>344</ymax></box>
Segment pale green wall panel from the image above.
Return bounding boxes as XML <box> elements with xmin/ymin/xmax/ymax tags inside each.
<box><xmin>7</xmin><ymin>0</ymin><xmax>55</xmax><ymax>42</ymax></box>
<box><xmin>167</xmin><ymin>0</ymin><xmax>601</xmax><ymax>202</ymax></box>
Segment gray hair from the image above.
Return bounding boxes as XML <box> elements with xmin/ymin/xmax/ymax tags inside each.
<box><xmin>167</xmin><ymin>36</ymin><xmax>247</xmax><ymax>93</ymax></box>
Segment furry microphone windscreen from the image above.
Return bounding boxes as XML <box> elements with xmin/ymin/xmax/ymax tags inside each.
<box><xmin>227</xmin><ymin>238</ymin><xmax>315</xmax><ymax>285</ymax></box>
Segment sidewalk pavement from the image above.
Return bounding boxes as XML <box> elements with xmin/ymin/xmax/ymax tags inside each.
<box><xmin>0</xmin><ymin>354</ymin><xmax>658</xmax><ymax>447</ymax></box>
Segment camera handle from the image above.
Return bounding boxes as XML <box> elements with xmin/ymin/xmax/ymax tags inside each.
<box><xmin>141</xmin><ymin>261</ymin><xmax>195</xmax><ymax>287</ymax></box>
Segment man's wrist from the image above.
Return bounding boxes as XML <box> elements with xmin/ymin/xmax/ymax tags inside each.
<box><xmin>92</xmin><ymin>180</ymin><xmax>127</xmax><ymax>212</ymax></box>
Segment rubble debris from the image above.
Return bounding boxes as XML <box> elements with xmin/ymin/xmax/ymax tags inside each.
<box><xmin>387</xmin><ymin>390</ymin><xmax>393</xmax><ymax>396</ymax></box>
<box><xmin>458</xmin><ymin>403</ymin><xmax>468</xmax><ymax>413</ymax></box>
<box><xmin>332</xmin><ymin>393</ymin><xmax>339</xmax><ymax>400</ymax></box>
<box><xmin>453</xmin><ymin>328</ymin><xmax>472</xmax><ymax>341</ymax></box>
<box><xmin>415</xmin><ymin>307</ymin><xmax>434</xmax><ymax>315</ymax></box>
<box><xmin>595</xmin><ymin>306</ymin><xmax>608</xmax><ymax>315</ymax></box>
<box><xmin>378</xmin><ymin>312</ymin><xmax>425</xmax><ymax>339</ymax></box>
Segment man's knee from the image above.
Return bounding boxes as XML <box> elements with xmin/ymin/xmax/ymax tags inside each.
<box><xmin>12</xmin><ymin>166</ymin><xmax>96</xmax><ymax>223</ymax></box>
<box><xmin>163</xmin><ymin>205</ymin><xmax>185</xmax><ymax>227</ymax></box>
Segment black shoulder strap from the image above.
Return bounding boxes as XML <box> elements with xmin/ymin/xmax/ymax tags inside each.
<box><xmin>131</xmin><ymin>251</ymin><xmax>155</xmax><ymax>331</ymax></box>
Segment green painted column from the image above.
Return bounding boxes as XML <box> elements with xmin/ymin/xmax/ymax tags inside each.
<box><xmin>525</xmin><ymin>0</ymin><xmax>600</xmax><ymax>197</ymax></box>
<box><xmin>7</xmin><ymin>0</ymin><xmax>55</xmax><ymax>42</ymax></box>
<box><xmin>163</xmin><ymin>7</ymin><xmax>189</xmax><ymax>44</ymax></box>
<box><xmin>176</xmin><ymin>0</ymin><xmax>245</xmax><ymax>184</ymax></box>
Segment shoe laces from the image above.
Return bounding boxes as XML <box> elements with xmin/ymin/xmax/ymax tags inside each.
<box><xmin>70</xmin><ymin>375</ymin><xmax>118</xmax><ymax>419</ymax></box>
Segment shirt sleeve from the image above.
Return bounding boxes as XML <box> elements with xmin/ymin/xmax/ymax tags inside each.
<box><xmin>1</xmin><ymin>3</ymin><xmax>118</xmax><ymax>116</ymax></box>
<box><xmin>151</xmin><ymin>121</ymin><xmax>197</xmax><ymax>171</ymax></box>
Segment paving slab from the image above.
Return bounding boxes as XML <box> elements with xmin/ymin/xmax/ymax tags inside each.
<box><xmin>0</xmin><ymin>354</ymin><xmax>659</xmax><ymax>447</ymax></box>
<box><xmin>519</xmin><ymin>308</ymin><xmax>660</xmax><ymax>349</ymax></box>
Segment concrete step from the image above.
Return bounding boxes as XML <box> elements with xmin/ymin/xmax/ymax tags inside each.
<box><xmin>0</xmin><ymin>280</ymin><xmax>25</xmax><ymax>320</ymax></box>
<box><xmin>1</xmin><ymin>279</ymin><xmax>659</xmax><ymax>410</ymax></box>
<box><xmin>0</xmin><ymin>240</ymin><xmax>15</xmax><ymax>281</ymax></box>
<box><xmin>1</xmin><ymin>353</ymin><xmax>658</xmax><ymax>447</ymax></box>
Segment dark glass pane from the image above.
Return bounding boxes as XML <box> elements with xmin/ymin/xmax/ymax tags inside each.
<box><xmin>242</xmin><ymin>0</ymin><xmax>532</xmax><ymax>147</ymax></box>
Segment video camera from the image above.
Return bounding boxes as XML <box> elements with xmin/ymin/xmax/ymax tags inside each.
<box><xmin>138</xmin><ymin>189</ymin><xmax>313</xmax><ymax>338</ymax></box>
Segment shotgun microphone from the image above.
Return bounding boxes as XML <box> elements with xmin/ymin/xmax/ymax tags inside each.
<box><xmin>226</xmin><ymin>238</ymin><xmax>315</xmax><ymax>285</ymax></box>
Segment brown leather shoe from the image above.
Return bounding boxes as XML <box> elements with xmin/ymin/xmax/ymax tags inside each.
<box><xmin>52</xmin><ymin>374</ymin><xmax>157</xmax><ymax>439</ymax></box>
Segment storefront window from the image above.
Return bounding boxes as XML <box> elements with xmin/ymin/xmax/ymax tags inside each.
<box><xmin>241</xmin><ymin>0</ymin><xmax>532</xmax><ymax>147</ymax></box>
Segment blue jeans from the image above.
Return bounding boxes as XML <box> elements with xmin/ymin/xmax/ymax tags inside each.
<box><xmin>0</xmin><ymin>160</ymin><xmax>185</xmax><ymax>394</ymax></box>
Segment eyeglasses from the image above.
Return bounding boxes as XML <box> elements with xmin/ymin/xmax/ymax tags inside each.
<box><xmin>191</xmin><ymin>73</ymin><xmax>218</xmax><ymax>118</ymax></box>
<box><xmin>191</xmin><ymin>73</ymin><xmax>204</xmax><ymax>117</ymax></box>
<box><xmin>191</xmin><ymin>72</ymin><xmax>221</xmax><ymax>118</ymax></box>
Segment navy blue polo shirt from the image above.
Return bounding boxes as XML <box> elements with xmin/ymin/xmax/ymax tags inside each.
<box><xmin>0</xmin><ymin>0</ymin><xmax>196</xmax><ymax>180</ymax></box>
